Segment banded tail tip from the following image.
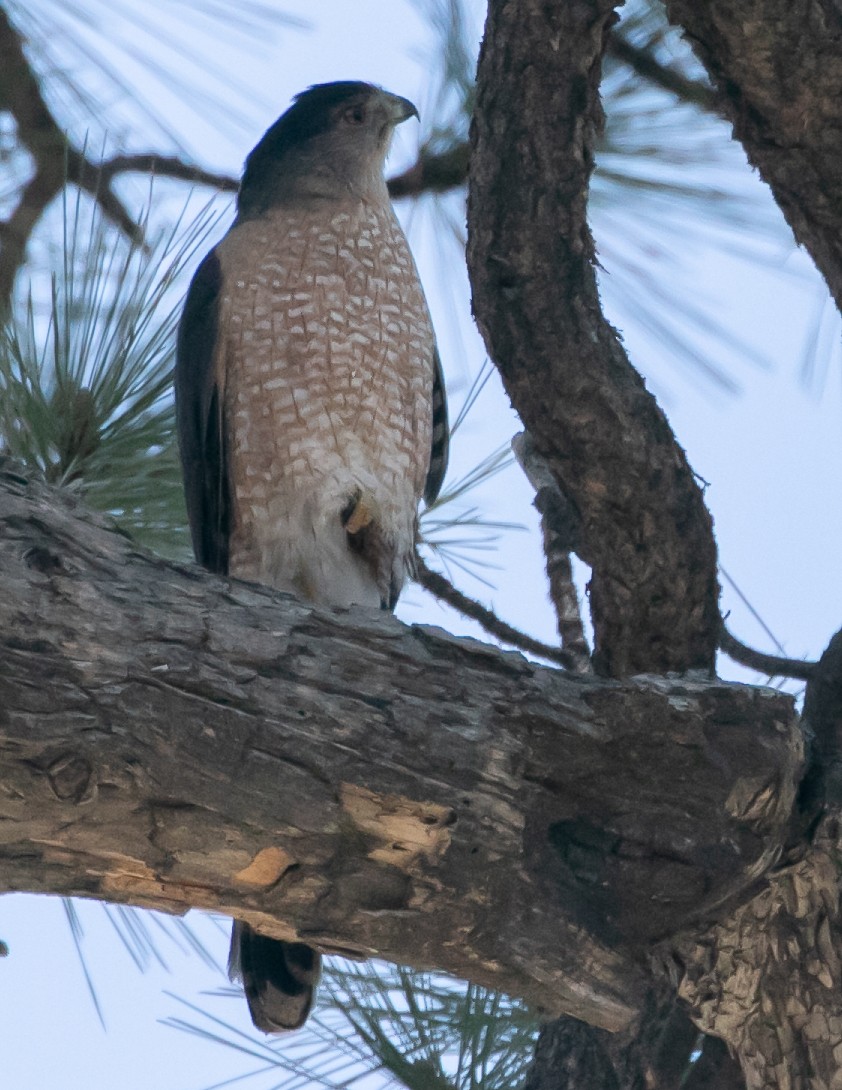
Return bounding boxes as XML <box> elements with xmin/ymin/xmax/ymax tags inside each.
<box><xmin>230</xmin><ymin>922</ymin><xmax>322</xmax><ymax>1033</ymax></box>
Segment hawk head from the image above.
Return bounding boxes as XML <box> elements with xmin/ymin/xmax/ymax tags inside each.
<box><xmin>238</xmin><ymin>81</ymin><xmax>418</xmax><ymax>216</ymax></box>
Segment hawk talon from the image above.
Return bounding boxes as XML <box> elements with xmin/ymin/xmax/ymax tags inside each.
<box><xmin>341</xmin><ymin>490</ymin><xmax>377</xmax><ymax>535</ymax></box>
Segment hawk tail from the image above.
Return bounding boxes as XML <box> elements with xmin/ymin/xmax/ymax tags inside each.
<box><xmin>229</xmin><ymin>923</ymin><xmax>321</xmax><ymax>1032</ymax></box>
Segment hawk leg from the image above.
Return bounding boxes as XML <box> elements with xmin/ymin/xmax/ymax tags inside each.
<box><xmin>341</xmin><ymin>489</ymin><xmax>402</xmax><ymax>609</ymax></box>
<box><xmin>340</xmin><ymin>488</ymin><xmax>378</xmax><ymax>535</ymax></box>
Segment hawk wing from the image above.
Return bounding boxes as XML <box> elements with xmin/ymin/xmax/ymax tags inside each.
<box><xmin>424</xmin><ymin>346</ymin><xmax>449</xmax><ymax>506</ymax></box>
<box><xmin>175</xmin><ymin>249</ymin><xmax>231</xmax><ymax>575</ymax></box>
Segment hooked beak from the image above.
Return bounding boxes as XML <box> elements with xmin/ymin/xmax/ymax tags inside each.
<box><xmin>383</xmin><ymin>91</ymin><xmax>419</xmax><ymax>126</ymax></box>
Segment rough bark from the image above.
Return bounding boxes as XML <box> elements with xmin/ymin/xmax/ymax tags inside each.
<box><xmin>524</xmin><ymin>992</ymin><xmax>704</xmax><ymax>1090</ymax></box>
<box><xmin>467</xmin><ymin>0</ymin><xmax>720</xmax><ymax>678</ymax></box>
<box><xmin>0</xmin><ymin>462</ymin><xmax>803</xmax><ymax>1037</ymax></box>
<box><xmin>525</xmin><ymin>1013</ymin><xmax>746</xmax><ymax>1090</ymax></box>
<box><xmin>664</xmin><ymin>817</ymin><xmax>842</xmax><ymax>1090</ymax></box>
<box><xmin>664</xmin><ymin>0</ymin><xmax>842</xmax><ymax>314</ymax></box>
<box><xmin>657</xmin><ymin>637</ymin><xmax>842</xmax><ymax>1090</ymax></box>
<box><xmin>3</xmin><ymin>3</ymin><xmax>841</xmax><ymax>1088</ymax></box>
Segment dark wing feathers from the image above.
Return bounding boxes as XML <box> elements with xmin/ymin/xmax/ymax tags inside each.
<box><xmin>174</xmin><ymin>248</ymin><xmax>230</xmax><ymax>574</ymax></box>
<box><xmin>424</xmin><ymin>346</ymin><xmax>449</xmax><ymax>505</ymax></box>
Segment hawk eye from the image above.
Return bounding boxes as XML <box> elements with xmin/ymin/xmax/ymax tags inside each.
<box><xmin>344</xmin><ymin>104</ymin><xmax>366</xmax><ymax>126</ymax></box>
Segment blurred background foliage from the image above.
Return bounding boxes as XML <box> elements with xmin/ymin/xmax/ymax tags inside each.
<box><xmin>0</xmin><ymin>0</ymin><xmax>834</xmax><ymax>1086</ymax></box>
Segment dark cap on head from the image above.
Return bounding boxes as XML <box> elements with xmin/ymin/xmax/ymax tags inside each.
<box><xmin>238</xmin><ymin>82</ymin><xmax>418</xmax><ymax>217</ymax></box>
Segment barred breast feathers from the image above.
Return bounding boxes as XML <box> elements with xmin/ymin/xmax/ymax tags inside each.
<box><xmin>217</xmin><ymin>199</ymin><xmax>436</xmax><ymax>607</ymax></box>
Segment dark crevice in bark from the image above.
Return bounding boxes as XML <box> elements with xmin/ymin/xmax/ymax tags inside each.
<box><xmin>523</xmin><ymin>992</ymin><xmax>712</xmax><ymax>1090</ymax></box>
<box><xmin>683</xmin><ymin>1036</ymin><xmax>745</xmax><ymax>1090</ymax></box>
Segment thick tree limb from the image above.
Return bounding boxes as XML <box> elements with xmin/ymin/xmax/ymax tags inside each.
<box><xmin>524</xmin><ymin>991</ymin><xmax>705</xmax><ymax>1090</ymax></box>
<box><xmin>467</xmin><ymin>0</ymin><xmax>720</xmax><ymax>677</ymax></box>
<box><xmin>0</xmin><ymin>464</ymin><xmax>803</xmax><ymax>1034</ymax></box>
<box><xmin>664</xmin><ymin>0</ymin><xmax>842</xmax><ymax>313</ymax></box>
<box><xmin>652</xmin><ymin>633</ymin><xmax>842</xmax><ymax>1089</ymax></box>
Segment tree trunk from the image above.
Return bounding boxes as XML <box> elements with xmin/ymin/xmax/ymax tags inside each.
<box><xmin>468</xmin><ymin>0</ymin><xmax>720</xmax><ymax>678</ymax></box>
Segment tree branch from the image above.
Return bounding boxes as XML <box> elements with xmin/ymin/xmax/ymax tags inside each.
<box><xmin>96</xmin><ymin>153</ymin><xmax>239</xmax><ymax>193</ymax></box>
<box><xmin>467</xmin><ymin>0</ymin><xmax>720</xmax><ymax>677</ymax></box>
<box><xmin>0</xmin><ymin>7</ymin><xmax>141</xmax><ymax>297</ymax></box>
<box><xmin>512</xmin><ymin>431</ymin><xmax>591</xmax><ymax>669</ymax></box>
<box><xmin>0</xmin><ymin>3</ymin><xmax>729</xmax><ymax>308</ymax></box>
<box><xmin>523</xmin><ymin>991</ymin><xmax>707</xmax><ymax>1090</ymax></box>
<box><xmin>0</xmin><ymin>4</ymin><xmax>69</xmax><ymax>300</ymax></box>
<box><xmin>0</xmin><ymin>170</ymin><xmax>63</xmax><ymax>303</ymax></box>
<box><xmin>665</xmin><ymin>814</ymin><xmax>842</xmax><ymax>1090</ymax></box>
<box><xmin>95</xmin><ymin>145</ymin><xmax>468</xmax><ymax>203</ymax></box>
<box><xmin>0</xmin><ymin>1</ymin><xmax>472</xmax><ymax>309</ymax></box>
<box><xmin>414</xmin><ymin>553</ymin><xmax>580</xmax><ymax>669</ymax></box>
<box><xmin>387</xmin><ymin>143</ymin><xmax>471</xmax><ymax>199</ymax></box>
<box><xmin>664</xmin><ymin>0</ymin><xmax>842</xmax><ymax>313</ymax></box>
<box><xmin>0</xmin><ymin>463</ymin><xmax>804</xmax><ymax>1033</ymax></box>
<box><xmin>606</xmin><ymin>30</ymin><xmax>718</xmax><ymax>112</ymax></box>
<box><xmin>719</xmin><ymin>626</ymin><xmax>816</xmax><ymax>681</ymax></box>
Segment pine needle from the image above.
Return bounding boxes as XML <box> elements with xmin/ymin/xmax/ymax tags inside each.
<box><xmin>0</xmin><ymin>186</ymin><xmax>222</xmax><ymax>557</ymax></box>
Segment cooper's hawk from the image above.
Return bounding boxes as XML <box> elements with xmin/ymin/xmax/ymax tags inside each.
<box><xmin>174</xmin><ymin>82</ymin><xmax>449</xmax><ymax>1032</ymax></box>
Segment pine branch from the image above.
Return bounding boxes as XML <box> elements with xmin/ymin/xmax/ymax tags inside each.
<box><xmin>95</xmin><ymin>154</ymin><xmax>239</xmax><ymax>193</ymax></box>
<box><xmin>414</xmin><ymin>552</ymin><xmax>582</xmax><ymax>670</ymax></box>
<box><xmin>606</xmin><ymin>29</ymin><xmax>718</xmax><ymax>112</ymax></box>
<box><xmin>0</xmin><ymin>7</ymin><xmax>140</xmax><ymax>299</ymax></box>
<box><xmin>388</xmin><ymin>143</ymin><xmax>471</xmax><ymax>198</ymax></box>
<box><xmin>719</xmin><ymin>626</ymin><xmax>816</xmax><ymax>681</ymax></box>
<box><xmin>0</xmin><ymin>2</ymin><xmax>731</xmax><ymax>305</ymax></box>
<box><xmin>0</xmin><ymin>4</ymin><xmax>68</xmax><ymax>301</ymax></box>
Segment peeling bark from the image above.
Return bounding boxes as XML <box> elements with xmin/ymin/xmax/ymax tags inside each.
<box><xmin>665</xmin><ymin>819</ymin><xmax>842</xmax><ymax>1090</ymax></box>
